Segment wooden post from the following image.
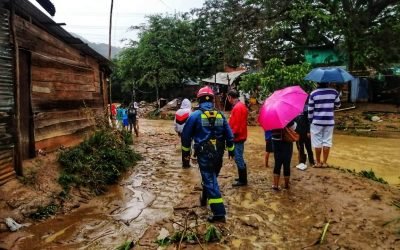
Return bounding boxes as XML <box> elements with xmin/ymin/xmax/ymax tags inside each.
<box><xmin>108</xmin><ymin>0</ymin><xmax>114</xmax><ymax>119</ymax></box>
<box><xmin>10</xmin><ymin>0</ymin><xmax>23</xmax><ymax>176</ymax></box>
<box><xmin>224</xmin><ymin>74</ymin><xmax>230</xmax><ymax>111</ymax></box>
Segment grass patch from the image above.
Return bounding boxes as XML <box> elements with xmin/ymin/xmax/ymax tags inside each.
<box><xmin>115</xmin><ymin>240</ymin><xmax>134</xmax><ymax>250</ymax></box>
<box><xmin>29</xmin><ymin>203</ymin><xmax>58</xmax><ymax>220</ymax></box>
<box><xmin>155</xmin><ymin>224</ymin><xmax>222</xmax><ymax>247</ymax></box>
<box><xmin>58</xmin><ymin>110</ymin><xmax>142</xmax><ymax>195</ymax></box>
<box><xmin>359</xmin><ymin>170</ymin><xmax>388</xmax><ymax>184</ymax></box>
<box><xmin>330</xmin><ymin>166</ymin><xmax>388</xmax><ymax>184</ymax></box>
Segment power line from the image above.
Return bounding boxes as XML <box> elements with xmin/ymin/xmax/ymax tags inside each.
<box><xmin>57</xmin><ymin>12</ymin><xmax>158</xmax><ymax>17</ymax></box>
<box><xmin>68</xmin><ymin>25</ymin><xmax>132</xmax><ymax>30</ymax></box>
<box><xmin>157</xmin><ymin>0</ymin><xmax>173</xmax><ymax>10</ymax></box>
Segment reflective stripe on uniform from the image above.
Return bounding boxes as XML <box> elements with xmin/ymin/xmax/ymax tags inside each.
<box><xmin>227</xmin><ymin>144</ymin><xmax>235</xmax><ymax>151</ymax></box>
<box><xmin>208</xmin><ymin>197</ymin><xmax>223</xmax><ymax>205</ymax></box>
<box><xmin>181</xmin><ymin>145</ymin><xmax>190</xmax><ymax>151</ymax></box>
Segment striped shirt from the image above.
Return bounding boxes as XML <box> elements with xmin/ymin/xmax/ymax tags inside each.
<box><xmin>308</xmin><ymin>88</ymin><xmax>341</xmax><ymax>126</ymax></box>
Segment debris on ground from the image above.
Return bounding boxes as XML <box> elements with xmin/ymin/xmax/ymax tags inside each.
<box><xmin>160</xmin><ymin>98</ymin><xmax>179</xmax><ymax>112</ymax></box>
<box><xmin>4</xmin><ymin>218</ymin><xmax>23</xmax><ymax>232</ymax></box>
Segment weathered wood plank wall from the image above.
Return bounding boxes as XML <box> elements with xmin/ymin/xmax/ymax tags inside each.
<box><xmin>15</xmin><ymin>16</ymin><xmax>107</xmax><ymax>152</ymax></box>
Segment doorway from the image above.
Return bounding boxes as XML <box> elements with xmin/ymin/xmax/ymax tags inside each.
<box><xmin>18</xmin><ymin>49</ymin><xmax>35</xmax><ymax>159</ymax></box>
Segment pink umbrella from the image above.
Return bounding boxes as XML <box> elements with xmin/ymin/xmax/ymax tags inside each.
<box><xmin>258</xmin><ymin>85</ymin><xmax>308</xmax><ymax>130</ymax></box>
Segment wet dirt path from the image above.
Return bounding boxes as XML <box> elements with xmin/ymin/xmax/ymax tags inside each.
<box><xmin>7</xmin><ymin>119</ymin><xmax>400</xmax><ymax>249</ymax></box>
<box><xmin>11</xmin><ymin>119</ymin><xmax>200</xmax><ymax>249</ymax></box>
<box><xmin>137</xmin><ymin>121</ymin><xmax>400</xmax><ymax>249</ymax></box>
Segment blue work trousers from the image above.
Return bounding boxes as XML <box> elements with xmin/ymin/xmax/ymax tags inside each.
<box><xmin>197</xmin><ymin>151</ymin><xmax>226</xmax><ymax>217</ymax></box>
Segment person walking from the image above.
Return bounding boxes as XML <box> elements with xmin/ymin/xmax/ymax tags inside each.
<box><xmin>174</xmin><ymin>98</ymin><xmax>192</xmax><ymax>168</ymax></box>
<box><xmin>128</xmin><ymin>102</ymin><xmax>139</xmax><ymax>136</ymax></box>
<box><xmin>122</xmin><ymin>105</ymin><xmax>129</xmax><ymax>131</ymax></box>
<box><xmin>295</xmin><ymin>102</ymin><xmax>315</xmax><ymax>169</ymax></box>
<box><xmin>227</xmin><ymin>90</ymin><xmax>249</xmax><ymax>186</ymax></box>
<box><xmin>308</xmin><ymin>82</ymin><xmax>341</xmax><ymax>167</ymax></box>
<box><xmin>116</xmin><ymin>105</ymin><xmax>123</xmax><ymax>129</ymax></box>
<box><xmin>181</xmin><ymin>86</ymin><xmax>235</xmax><ymax>223</ymax></box>
<box><xmin>271</xmin><ymin>121</ymin><xmax>297</xmax><ymax>190</ymax></box>
<box><xmin>133</xmin><ymin>102</ymin><xmax>140</xmax><ymax>136</ymax></box>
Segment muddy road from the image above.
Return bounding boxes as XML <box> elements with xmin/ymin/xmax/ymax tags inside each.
<box><xmin>3</xmin><ymin>119</ymin><xmax>400</xmax><ymax>249</ymax></box>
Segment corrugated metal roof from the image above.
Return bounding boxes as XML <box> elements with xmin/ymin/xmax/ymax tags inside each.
<box><xmin>202</xmin><ymin>70</ymin><xmax>247</xmax><ymax>85</ymax></box>
<box><xmin>3</xmin><ymin>0</ymin><xmax>110</xmax><ymax>70</ymax></box>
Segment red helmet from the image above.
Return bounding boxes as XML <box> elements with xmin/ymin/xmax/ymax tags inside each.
<box><xmin>197</xmin><ymin>86</ymin><xmax>214</xmax><ymax>98</ymax></box>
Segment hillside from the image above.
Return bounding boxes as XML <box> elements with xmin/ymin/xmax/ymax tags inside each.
<box><xmin>72</xmin><ymin>33</ymin><xmax>123</xmax><ymax>59</ymax></box>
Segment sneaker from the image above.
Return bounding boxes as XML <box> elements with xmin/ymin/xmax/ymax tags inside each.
<box><xmin>296</xmin><ymin>163</ymin><xmax>307</xmax><ymax>171</ymax></box>
<box><xmin>207</xmin><ymin>216</ymin><xmax>226</xmax><ymax>223</ymax></box>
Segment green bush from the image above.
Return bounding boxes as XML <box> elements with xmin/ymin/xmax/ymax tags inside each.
<box><xmin>58</xmin><ymin>128</ymin><xmax>141</xmax><ymax>194</ymax></box>
<box><xmin>239</xmin><ymin>58</ymin><xmax>314</xmax><ymax>100</ymax></box>
<box><xmin>29</xmin><ymin>203</ymin><xmax>58</xmax><ymax>220</ymax></box>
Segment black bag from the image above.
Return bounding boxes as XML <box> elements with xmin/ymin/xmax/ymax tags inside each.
<box><xmin>128</xmin><ymin>107</ymin><xmax>136</xmax><ymax>116</ymax></box>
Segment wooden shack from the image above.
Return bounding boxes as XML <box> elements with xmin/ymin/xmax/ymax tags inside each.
<box><xmin>0</xmin><ymin>0</ymin><xmax>110</xmax><ymax>184</ymax></box>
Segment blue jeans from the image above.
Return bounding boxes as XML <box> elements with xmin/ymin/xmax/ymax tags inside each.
<box><xmin>234</xmin><ymin>142</ymin><xmax>246</xmax><ymax>170</ymax></box>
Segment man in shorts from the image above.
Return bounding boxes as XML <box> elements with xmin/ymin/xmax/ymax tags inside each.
<box><xmin>308</xmin><ymin>82</ymin><xmax>341</xmax><ymax>167</ymax></box>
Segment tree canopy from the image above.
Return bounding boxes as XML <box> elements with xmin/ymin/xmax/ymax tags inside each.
<box><xmin>112</xmin><ymin>0</ymin><xmax>400</xmax><ymax>101</ymax></box>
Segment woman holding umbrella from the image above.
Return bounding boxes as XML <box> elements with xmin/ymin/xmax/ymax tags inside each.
<box><xmin>271</xmin><ymin>121</ymin><xmax>297</xmax><ymax>190</ymax></box>
<box><xmin>258</xmin><ymin>86</ymin><xmax>307</xmax><ymax>190</ymax></box>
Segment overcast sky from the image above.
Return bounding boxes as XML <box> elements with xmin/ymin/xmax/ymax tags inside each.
<box><xmin>29</xmin><ymin>0</ymin><xmax>205</xmax><ymax>47</ymax></box>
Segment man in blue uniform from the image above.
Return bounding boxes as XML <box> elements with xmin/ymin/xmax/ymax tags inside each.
<box><xmin>181</xmin><ymin>86</ymin><xmax>235</xmax><ymax>223</ymax></box>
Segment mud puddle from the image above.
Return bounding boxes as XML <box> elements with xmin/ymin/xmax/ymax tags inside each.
<box><xmin>11</xmin><ymin>119</ymin><xmax>200</xmax><ymax>249</ymax></box>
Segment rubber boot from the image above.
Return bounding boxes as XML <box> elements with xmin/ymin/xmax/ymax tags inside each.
<box><xmin>232</xmin><ymin>168</ymin><xmax>247</xmax><ymax>187</ymax></box>
<box><xmin>199</xmin><ymin>187</ymin><xmax>207</xmax><ymax>206</ymax></box>
<box><xmin>182</xmin><ymin>150</ymin><xmax>191</xmax><ymax>168</ymax></box>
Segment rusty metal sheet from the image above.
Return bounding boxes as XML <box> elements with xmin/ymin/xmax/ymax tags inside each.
<box><xmin>0</xmin><ymin>7</ymin><xmax>15</xmax><ymax>176</ymax></box>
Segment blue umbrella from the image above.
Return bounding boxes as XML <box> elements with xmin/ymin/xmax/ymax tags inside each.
<box><xmin>304</xmin><ymin>67</ymin><xmax>354</xmax><ymax>83</ymax></box>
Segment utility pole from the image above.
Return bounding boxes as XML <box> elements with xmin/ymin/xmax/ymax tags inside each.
<box><xmin>108</xmin><ymin>0</ymin><xmax>114</xmax><ymax>117</ymax></box>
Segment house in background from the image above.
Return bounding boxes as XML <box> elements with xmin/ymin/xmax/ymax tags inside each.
<box><xmin>202</xmin><ymin>70</ymin><xmax>247</xmax><ymax>110</ymax></box>
<box><xmin>305</xmin><ymin>47</ymin><xmax>400</xmax><ymax>104</ymax></box>
<box><xmin>0</xmin><ymin>0</ymin><xmax>110</xmax><ymax>184</ymax></box>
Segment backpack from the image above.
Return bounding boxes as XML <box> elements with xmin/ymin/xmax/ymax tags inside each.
<box><xmin>128</xmin><ymin>107</ymin><xmax>136</xmax><ymax>116</ymax></box>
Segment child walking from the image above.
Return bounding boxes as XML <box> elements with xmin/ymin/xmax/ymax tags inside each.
<box><xmin>295</xmin><ymin>104</ymin><xmax>315</xmax><ymax>169</ymax></box>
